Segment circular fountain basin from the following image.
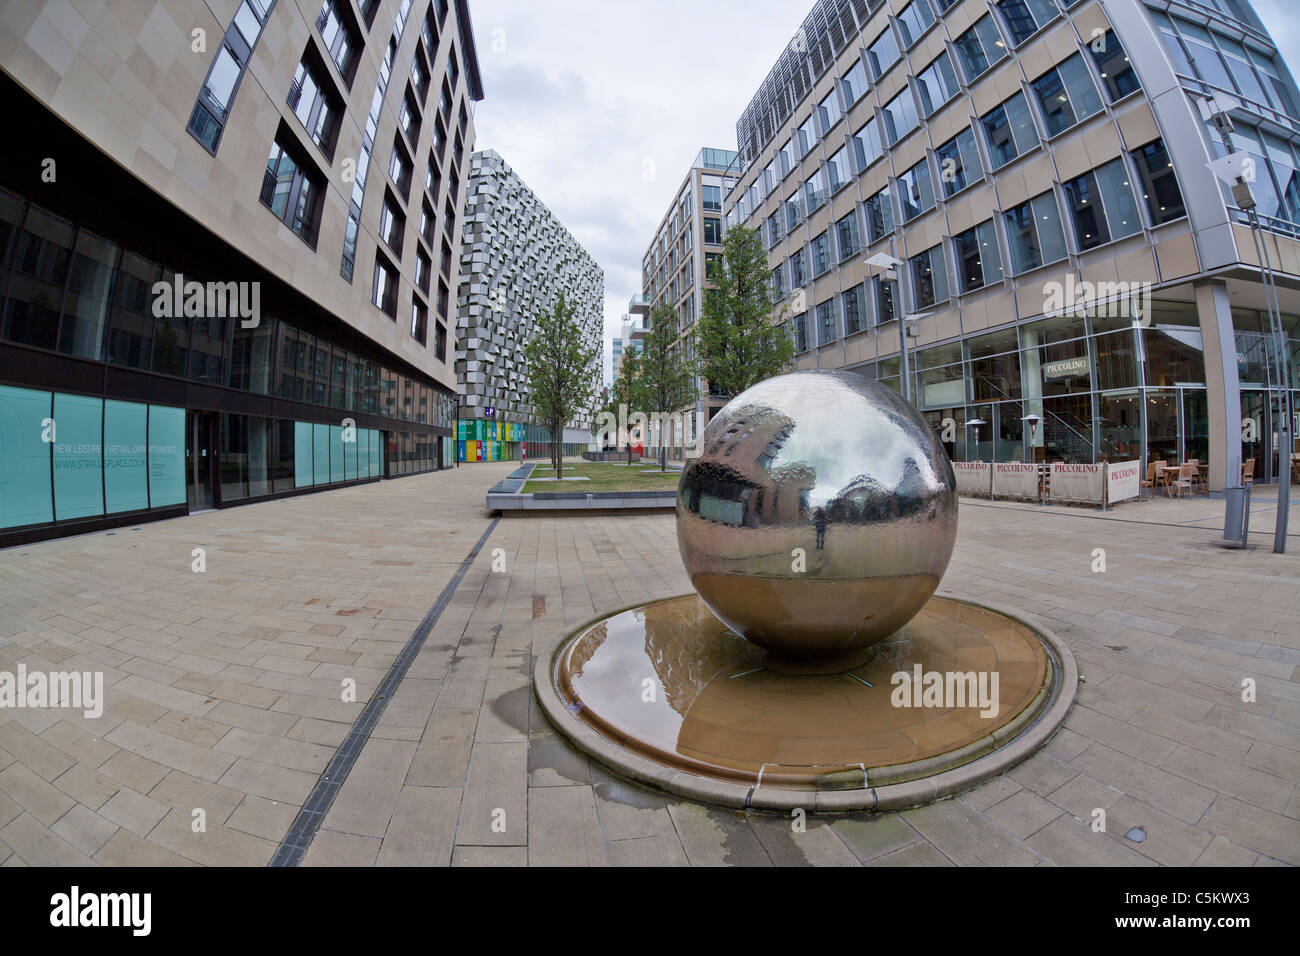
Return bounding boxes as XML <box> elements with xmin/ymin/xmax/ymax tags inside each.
<box><xmin>535</xmin><ymin>592</ymin><xmax>1076</xmax><ymax>812</ymax></box>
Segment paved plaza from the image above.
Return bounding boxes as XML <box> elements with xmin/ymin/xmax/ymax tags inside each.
<box><xmin>0</xmin><ymin>462</ymin><xmax>1297</xmax><ymax>866</ymax></box>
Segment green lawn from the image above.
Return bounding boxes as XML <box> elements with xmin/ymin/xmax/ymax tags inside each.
<box><xmin>522</xmin><ymin>462</ymin><xmax>681</xmax><ymax>493</ymax></box>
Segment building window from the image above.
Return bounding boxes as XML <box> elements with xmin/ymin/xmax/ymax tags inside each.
<box><xmin>935</xmin><ymin>127</ymin><xmax>983</xmax><ymax>196</ymax></box>
<box><xmin>981</xmin><ymin>93</ymin><xmax>1038</xmax><ymax>168</ymax></box>
<box><xmin>435</xmin><ymin>322</ymin><xmax>447</xmax><ymax>362</ymax></box>
<box><xmin>875</xmin><ymin>276</ymin><xmax>897</xmax><ymax>324</ymax></box>
<box><xmin>389</xmin><ymin>136</ymin><xmax>413</xmax><ymax>197</ymax></box>
<box><xmin>410</xmin><ymin>299</ymin><xmax>428</xmax><ymax>343</ymax></box>
<box><xmin>910</xmin><ymin>244</ymin><xmax>949</xmax><ymax>309</ymax></box>
<box><xmin>260</xmin><ymin>129</ymin><xmax>324</xmax><ymax>246</ymax></box>
<box><xmin>702</xmin><ymin>184</ymin><xmax>722</xmax><ymax>211</ymax></box>
<box><xmin>816</xmin><ymin>298</ymin><xmax>837</xmax><ymax>345</ymax></box>
<box><xmin>1031</xmin><ymin>53</ymin><xmax>1103</xmax><ymax>137</ymax></box>
<box><xmin>778</xmin><ymin>138</ymin><xmax>796</xmax><ymax>177</ymax></box>
<box><xmin>288</xmin><ymin>48</ymin><xmax>343</xmax><ymax>159</ymax></box>
<box><xmin>826</xmin><ymin>147</ymin><xmax>851</xmax><ymax>193</ymax></box>
<box><xmin>896</xmin><ymin>0</ymin><xmax>936</xmax><ymax>48</ymax></box>
<box><xmin>1003</xmin><ymin>192</ymin><xmax>1067</xmax><ymax>273</ymax></box>
<box><xmin>771</xmin><ymin>262</ymin><xmax>786</xmax><ymax>296</ymax></box>
<box><xmin>784</xmin><ymin>194</ymin><xmax>803</xmax><ymax>231</ymax></box>
<box><xmin>818</xmin><ymin>89</ymin><xmax>842</xmax><ymax>135</ymax></box>
<box><xmin>1131</xmin><ymin>139</ymin><xmax>1186</xmax><ymax>225</ymax></box>
<box><xmin>703</xmin><ymin>217</ymin><xmax>722</xmax><ymax>244</ymax></box>
<box><xmin>373</xmin><ymin>251</ymin><xmax>399</xmax><ymax>317</ymax></box>
<box><xmin>426</xmin><ymin>157</ymin><xmax>442</xmax><ymax>200</ymax></box>
<box><xmin>881</xmin><ymin>89</ymin><xmax>919</xmax><ymax>144</ymax></box>
<box><xmin>953</xmin><ymin>14</ymin><xmax>1007</xmax><ymax>83</ymax></box>
<box><xmin>411</xmin><ymin>44</ymin><xmax>431</xmax><ymax>102</ymax></box>
<box><xmin>865</xmin><ymin>186</ymin><xmax>895</xmax><ymax>243</ymax></box>
<box><xmin>897</xmin><ymin>160</ymin><xmax>935</xmax><ymax>222</ymax></box>
<box><xmin>868</xmin><ymin>26</ymin><xmax>901</xmax><ymax>80</ymax></box>
<box><xmin>399</xmin><ymin>86</ymin><xmax>422</xmax><ymax>144</ymax></box>
<box><xmin>767</xmin><ymin>211</ymin><xmax>782</xmax><ymax>247</ymax></box>
<box><xmin>420</xmin><ymin>200</ymin><xmax>435</xmax><ymax>244</ymax></box>
<box><xmin>805</xmin><ymin>169</ymin><xmax>827</xmax><ymax>213</ymax></box>
<box><xmin>797</xmin><ymin>114</ymin><xmax>818</xmax><ymax>157</ymax></box>
<box><xmin>841</xmin><ymin>58</ymin><xmax>869</xmax><ymax>107</ymax></box>
<box><xmin>317</xmin><ymin>0</ymin><xmax>361</xmax><ymax>87</ymax></box>
<box><xmin>916</xmin><ymin>53</ymin><xmax>960</xmax><ymax>116</ymax></box>
<box><xmin>790</xmin><ymin>248</ymin><xmax>807</xmax><ymax>287</ymax></box>
<box><xmin>379</xmin><ymin>193</ymin><xmax>405</xmax><ymax>257</ymax></box>
<box><xmin>812</xmin><ymin>231</ymin><xmax>831</xmax><ymax>276</ymax></box>
<box><xmin>1088</xmin><ymin>30</ymin><xmax>1138</xmax><ymax>102</ymax></box>
<box><xmin>843</xmin><ymin>285</ymin><xmax>865</xmax><ymax>335</ymax></box>
<box><xmin>415</xmin><ymin>249</ymin><xmax>431</xmax><ymax>293</ymax></box>
<box><xmin>953</xmin><ymin>221</ymin><xmax>1002</xmax><ymax>292</ymax></box>
<box><xmin>852</xmin><ymin>117</ymin><xmax>884</xmax><ymax>170</ymax></box>
<box><xmin>993</xmin><ymin>0</ymin><xmax>1058</xmax><ymax>46</ymax></box>
<box><xmin>1061</xmin><ymin>159</ymin><xmax>1141</xmax><ymax>249</ymax></box>
<box><xmin>187</xmin><ymin>0</ymin><xmax>276</xmax><ymax>153</ymax></box>
<box><xmin>836</xmin><ymin>210</ymin><xmax>860</xmax><ymax>261</ymax></box>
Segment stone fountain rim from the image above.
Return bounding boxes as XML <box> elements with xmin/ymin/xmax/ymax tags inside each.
<box><xmin>533</xmin><ymin>589</ymin><xmax>1078</xmax><ymax>814</ymax></box>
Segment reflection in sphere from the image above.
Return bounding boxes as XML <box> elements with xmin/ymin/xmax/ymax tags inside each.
<box><xmin>676</xmin><ymin>370</ymin><xmax>957</xmax><ymax>658</ymax></box>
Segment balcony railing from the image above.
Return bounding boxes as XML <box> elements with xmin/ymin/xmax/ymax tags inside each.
<box><xmin>628</xmin><ymin>293</ymin><xmax>651</xmax><ymax>314</ymax></box>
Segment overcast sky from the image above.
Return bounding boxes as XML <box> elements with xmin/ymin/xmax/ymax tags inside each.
<box><xmin>467</xmin><ymin>0</ymin><xmax>1300</xmax><ymax>386</ymax></box>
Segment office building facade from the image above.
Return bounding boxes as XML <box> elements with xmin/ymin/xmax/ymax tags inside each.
<box><xmin>0</xmin><ymin>0</ymin><xmax>482</xmax><ymax>544</ymax></box>
<box><xmin>636</xmin><ymin>148</ymin><xmax>739</xmax><ymax>436</ymax></box>
<box><xmin>456</xmin><ymin>149</ymin><xmax>604</xmax><ymax>462</ymax></box>
<box><xmin>725</xmin><ymin>0</ymin><xmax>1299</xmax><ymax>490</ymax></box>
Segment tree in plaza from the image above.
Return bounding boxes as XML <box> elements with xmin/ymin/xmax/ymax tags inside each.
<box><xmin>523</xmin><ymin>292</ymin><xmax>599</xmax><ymax>479</ymax></box>
<box><xmin>638</xmin><ymin>304</ymin><xmax>695</xmax><ymax>470</ymax></box>
<box><xmin>693</xmin><ymin>223</ymin><xmax>794</xmax><ymax>398</ymax></box>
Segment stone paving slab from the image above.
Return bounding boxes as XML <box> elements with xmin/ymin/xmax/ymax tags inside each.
<box><xmin>0</xmin><ymin>460</ymin><xmax>1296</xmax><ymax>865</ymax></box>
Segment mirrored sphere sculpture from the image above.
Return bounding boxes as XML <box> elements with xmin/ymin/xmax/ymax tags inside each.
<box><xmin>676</xmin><ymin>370</ymin><xmax>958</xmax><ymax>657</ymax></box>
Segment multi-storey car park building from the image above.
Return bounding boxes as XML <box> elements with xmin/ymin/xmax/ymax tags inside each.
<box><xmin>635</xmin><ymin>148</ymin><xmax>739</xmax><ymax>440</ymax></box>
<box><xmin>0</xmin><ymin>0</ymin><xmax>482</xmax><ymax>544</ymax></box>
<box><xmin>724</xmin><ymin>0</ymin><xmax>1300</xmax><ymax>491</ymax></box>
<box><xmin>456</xmin><ymin>149</ymin><xmax>604</xmax><ymax>462</ymax></box>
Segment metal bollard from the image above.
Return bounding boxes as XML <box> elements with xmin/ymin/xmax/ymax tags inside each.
<box><xmin>1223</xmin><ymin>485</ymin><xmax>1250</xmax><ymax>548</ymax></box>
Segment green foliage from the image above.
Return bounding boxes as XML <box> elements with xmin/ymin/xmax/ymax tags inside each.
<box><xmin>523</xmin><ymin>292</ymin><xmax>599</xmax><ymax>478</ymax></box>
<box><xmin>693</xmin><ymin>223</ymin><xmax>794</xmax><ymax>398</ymax></box>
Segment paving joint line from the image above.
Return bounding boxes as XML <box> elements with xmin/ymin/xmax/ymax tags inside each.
<box><xmin>268</xmin><ymin>515</ymin><xmax>502</xmax><ymax>867</ymax></box>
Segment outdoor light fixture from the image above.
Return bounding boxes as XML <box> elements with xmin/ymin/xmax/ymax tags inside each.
<box><xmin>967</xmin><ymin>418</ymin><xmax>987</xmax><ymax>462</ymax></box>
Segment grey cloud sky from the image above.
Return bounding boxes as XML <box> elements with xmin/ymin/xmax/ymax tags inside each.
<box><xmin>466</xmin><ymin>0</ymin><xmax>1300</xmax><ymax>386</ymax></box>
<box><xmin>467</xmin><ymin>0</ymin><xmax>809</xmax><ymax>385</ymax></box>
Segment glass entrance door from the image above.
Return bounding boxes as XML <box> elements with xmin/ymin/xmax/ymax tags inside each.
<box><xmin>186</xmin><ymin>411</ymin><xmax>216</xmax><ymax>511</ymax></box>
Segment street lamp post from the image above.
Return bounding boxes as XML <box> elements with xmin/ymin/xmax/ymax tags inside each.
<box><xmin>1208</xmin><ymin>153</ymin><xmax>1290</xmax><ymax>553</ymax></box>
<box><xmin>864</xmin><ymin>253</ymin><xmax>921</xmax><ymax>401</ymax></box>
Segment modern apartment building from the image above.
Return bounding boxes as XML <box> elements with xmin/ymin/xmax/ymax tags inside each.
<box><xmin>636</xmin><ymin>147</ymin><xmax>739</xmax><ymax>434</ymax></box>
<box><xmin>456</xmin><ymin>149</ymin><xmax>604</xmax><ymax>462</ymax></box>
<box><xmin>724</xmin><ymin>0</ymin><xmax>1300</xmax><ymax>490</ymax></box>
<box><xmin>0</xmin><ymin>0</ymin><xmax>482</xmax><ymax>544</ymax></box>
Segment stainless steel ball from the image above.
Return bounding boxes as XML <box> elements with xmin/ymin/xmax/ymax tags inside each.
<box><xmin>676</xmin><ymin>370</ymin><xmax>957</xmax><ymax>658</ymax></box>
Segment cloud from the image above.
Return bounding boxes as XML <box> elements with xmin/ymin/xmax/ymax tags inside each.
<box><xmin>466</xmin><ymin>0</ymin><xmax>809</xmax><ymax>384</ymax></box>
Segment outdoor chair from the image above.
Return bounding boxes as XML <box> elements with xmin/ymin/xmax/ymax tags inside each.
<box><xmin>1141</xmin><ymin>461</ymin><xmax>1160</xmax><ymax>498</ymax></box>
<box><xmin>1171</xmin><ymin>462</ymin><xmax>1195</xmax><ymax>498</ymax></box>
<box><xmin>1242</xmin><ymin>458</ymin><xmax>1255</xmax><ymax>486</ymax></box>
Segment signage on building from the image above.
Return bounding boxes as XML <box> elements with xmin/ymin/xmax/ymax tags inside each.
<box><xmin>484</xmin><ymin>407</ymin><xmax>496</xmax><ymax>419</ymax></box>
<box><xmin>1042</xmin><ymin>356</ymin><xmax>1089</xmax><ymax>380</ymax></box>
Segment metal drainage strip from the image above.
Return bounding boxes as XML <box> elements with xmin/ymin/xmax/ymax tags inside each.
<box><xmin>268</xmin><ymin>516</ymin><xmax>501</xmax><ymax>867</ymax></box>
